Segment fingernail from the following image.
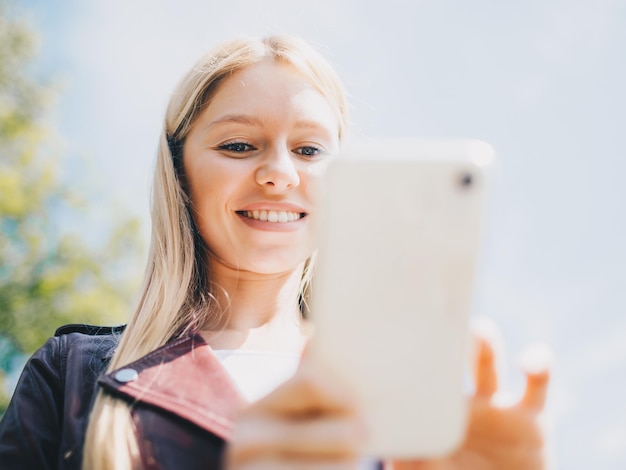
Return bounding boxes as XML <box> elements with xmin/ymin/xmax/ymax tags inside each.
<box><xmin>518</xmin><ymin>343</ymin><xmax>553</xmax><ymax>374</ymax></box>
<box><xmin>471</xmin><ymin>316</ymin><xmax>503</xmax><ymax>343</ymax></box>
<box><xmin>470</xmin><ymin>316</ymin><xmax>506</xmax><ymax>361</ymax></box>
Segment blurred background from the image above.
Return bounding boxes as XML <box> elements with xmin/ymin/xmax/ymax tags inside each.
<box><xmin>1</xmin><ymin>0</ymin><xmax>624</xmax><ymax>468</ymax></box>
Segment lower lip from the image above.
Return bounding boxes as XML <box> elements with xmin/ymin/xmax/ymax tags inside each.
<box><xmin>236</xmin><ymin>213</ymin><xmax>308</xmax><ymax>232</ymax></box>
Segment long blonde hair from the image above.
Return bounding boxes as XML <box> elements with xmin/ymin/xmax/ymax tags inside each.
<box><xmin>82</xmin><ymin>35</ymin><xmax>348</xmax><ymax>469</ymax></box>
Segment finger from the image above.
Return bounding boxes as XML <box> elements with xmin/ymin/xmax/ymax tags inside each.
<box><xmin>473</xmin><ymin>335</ymin><xmax>498</xmax><ymax>398</ymax></box>
<box><xmin>254</xmin><ymin>361</ymin><xmax>356</xmax><ymax>417</ymax></box>
<box><xmin>233</xmin><ymin>458</ymin><xmax>360</xmax><ymax>470</ymax></box>
<box><xmin>470</xmin><ymin>316</ymin><xmax>506</xmax><ymax>399</ymax></box>
<box><xmin>518</xmin><ymin>343</ymin><xmax>552</xmax><ymax>411</ymax></box>
<box><xmin>388</xmin><ymin>460</ymin><xmax>431</xmax><ymax>470</ymax></box>
<box><xmin>230</xmin><ymin>414</ymin><xmax>365</xmax><ymax>463</ymax></box>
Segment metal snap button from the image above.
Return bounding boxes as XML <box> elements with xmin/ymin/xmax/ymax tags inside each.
<box><xmin>114</xmin><ymin>368</ymin><xmax>139</xmax><ymax>383</ymax></box>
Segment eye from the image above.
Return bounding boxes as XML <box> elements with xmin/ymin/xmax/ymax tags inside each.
<box><xmin>293</xmin><ymin>145</ymin><xmax>323</xmax><ymax>158</ymax></box>
<box><xmin>218</xmin><ymin>141</ymin><xmax>256</xmax><ymax>154</ymax></box>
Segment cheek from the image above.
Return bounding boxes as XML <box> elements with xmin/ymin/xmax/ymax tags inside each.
<box><xmin>300</xmin><ymin>161</ymin><xmax>328</xmax><ymax>201</ymax></box>
<box><xmin>185</xmin><ymin>173</ymin><xmax>232</xmax><ymax>251</ymax></box>
<box><xmin>186</xmin><ymin>160</ymin><xmax>242</xmax><ymax>213</ymax></box>
<box><xmin>188</xmin><ymin>174</ymin><xmax>219</xmax><ymax>219</ymax></box>
<box><xmin>188</xmin><ymin>178</ymin><xmax>233</xmax><ymax>258</ymax></box>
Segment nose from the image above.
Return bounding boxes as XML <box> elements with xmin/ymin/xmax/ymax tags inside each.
<box><xmin>255</xmin><ymin>146</ymin><xmax>300</xmax><ymax>192</ymax></box>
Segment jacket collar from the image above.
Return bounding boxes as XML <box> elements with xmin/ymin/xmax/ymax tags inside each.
<box><xmin>98</xmin><ymin>334</ymin><xmax>245</xmax><ymax>440</ymax></box>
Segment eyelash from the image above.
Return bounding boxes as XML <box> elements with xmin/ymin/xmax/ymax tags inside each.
<box><xmin>218</xmin><ymin>141</ymin><xmax>256</xmax><ymax>153</ymax></box>
<box><xmin>294</xmin><ymin>145</ymin><xmax>323</xmax><ymax>158</ymax></box>
<box><xmin>216</xmin><ymin>141</ymin><xmax>325</xmax><ymax>159</ymax></box>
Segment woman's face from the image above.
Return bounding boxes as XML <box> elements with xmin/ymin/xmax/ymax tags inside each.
<box><xmin>183</xmin><ymin>59</ymin><xmax>340</xmax><ymax>276</ymax></box>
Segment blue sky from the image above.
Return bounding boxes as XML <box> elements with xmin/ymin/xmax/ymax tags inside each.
<box><xmin>12</xmin><ymin>0</ymin><xmax>626</xmax><ymax>467</ymax></box>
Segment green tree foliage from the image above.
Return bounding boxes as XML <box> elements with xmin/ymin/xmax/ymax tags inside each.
<box><xmin>0</xmin><ymin>5</ymin><xmax>143</xmax><ymax>413</ymax></box>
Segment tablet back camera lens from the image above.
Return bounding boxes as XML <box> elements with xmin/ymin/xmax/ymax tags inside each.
<box><xmin>459</xmin><ymin>172</ymin><xmax>473</xmax><ymax>188</ymax></box>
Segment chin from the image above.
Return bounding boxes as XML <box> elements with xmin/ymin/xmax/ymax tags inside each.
<box><xmin>236</xmin><ymin>251</ymin><xmax>311</xmax><ymax>276</ymax></box>
<box><xmin>247</xmin><ymin>260</ymin><xmax>307</xmax><ymax>276</ymax></box>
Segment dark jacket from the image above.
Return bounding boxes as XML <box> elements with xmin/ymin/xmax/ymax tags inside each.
<box><xmin>0</xmin><ymin>324</ymin><xmax>245</xmax><ymax>470</ymax></box>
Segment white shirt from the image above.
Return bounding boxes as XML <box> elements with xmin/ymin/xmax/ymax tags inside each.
<box><xmin>213</xmin><ymin>348</ymin><xmax>379</xmax><ymax>470</ymax></box>
<box><xmin>212</xmin><ymin>349</ymin><xmax>300</xmax><ymax>403</ymax></box>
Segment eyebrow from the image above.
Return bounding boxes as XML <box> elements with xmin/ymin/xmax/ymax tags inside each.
<box><xmin>293</xmin><ymin>119</ymin><xmax>332</xmax><ymax>131</ymax></box>
<box><xmin>206</xmin><ymin>114</ymin><xmax>263</xmax><ymax>128</ymax></box>
<box><xmin>206</xmin><ymin>114</ymin><xmax>332</xmax><ymax>133</ymax></box>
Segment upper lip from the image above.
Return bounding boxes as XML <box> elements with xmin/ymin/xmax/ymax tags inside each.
<box><xmin>237</xmin><ymin>202</ymin><xmax>308</xmax><ymax>214</ymax></box>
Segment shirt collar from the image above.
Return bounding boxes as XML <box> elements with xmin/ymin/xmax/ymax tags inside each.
<box><xmin>98</xmin><ymin>334</ymin><xmax>245</xmax><ymax>440</ymax></box>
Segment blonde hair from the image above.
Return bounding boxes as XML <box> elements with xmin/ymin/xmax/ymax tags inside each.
<box><xmin>82</xmin><ymin>35</ymin><xmax>348</xmax><ymax>469</ymax></box>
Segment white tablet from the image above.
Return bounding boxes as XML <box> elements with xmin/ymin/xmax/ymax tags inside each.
<box><xmin>309</xmin><ymin>138</ymin><xmax>495</xmax><ymax>459</ymax></box>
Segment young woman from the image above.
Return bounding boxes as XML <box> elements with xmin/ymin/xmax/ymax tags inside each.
<box><xmin>0</xmin><ymin>35</ymin><xmax>550</xmax><ymax>470</ymax></box>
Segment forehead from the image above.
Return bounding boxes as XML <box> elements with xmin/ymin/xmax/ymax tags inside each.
<box><xmin>200</xmin><ymin>60</ymin><xmax>339</xmax><ymax>133</ymax></box>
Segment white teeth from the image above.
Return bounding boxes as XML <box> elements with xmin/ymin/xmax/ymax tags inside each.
<box><xmin>243</xmin><ymin>210</ymin><xmax>302</xmax><ymax>223</ymax></box>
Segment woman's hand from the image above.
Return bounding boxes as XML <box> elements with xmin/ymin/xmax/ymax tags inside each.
<box><xmin>389</xmin><ymin>336</ymin><xmax>552</xmax><ymax>470</ymax></box>
<box><xmin>224</xmin><ymin>357</ymin><xmax>366</xmax><ymax>470</ymax></box>
<box><xmin>225</xmin><ymin>332</ymin><xmax>551</xmax><ymax>470</ymax></box>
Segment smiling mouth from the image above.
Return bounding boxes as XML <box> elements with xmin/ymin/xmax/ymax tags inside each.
<box><xmin>237</xmin><ymin>210</ymin><xmax>306</xmax><ymax>223</ymax></box>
